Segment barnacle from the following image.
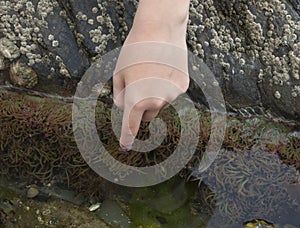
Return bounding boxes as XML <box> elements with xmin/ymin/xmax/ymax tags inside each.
<box><xmin>0</xmin><ymin>37</ymin><xmax>20</xmax><ymax>60</ymax></box>
<box><xmin>91</xmin><ymin>82</ymin><xmax>111</xmax><ymax>97</ymax></box>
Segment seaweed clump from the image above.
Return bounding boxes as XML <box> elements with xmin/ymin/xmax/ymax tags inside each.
<box><xmin>0</xmin><ymin>90</ymin><xmax>84</xmax><ymax>183</ymax></box>
<box><xmin>0</xmin><ymin>89</ymin><xmax>203</xmax><ymax>196</ymax></box>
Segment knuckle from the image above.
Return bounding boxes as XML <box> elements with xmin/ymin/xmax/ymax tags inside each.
<box><xmin>133</xmin><ymin>100</ymin><xmax>148</xmax><ymax>110</ymax></box>
<box><xmin>113</xmin><ymin>98</ymin><xmax>124</xmax><ymax>109</ymax></box>
<box><xmin>113</xmin><ymin>73</ymin><xmax>120</xmax><ymax>80</ymax></box>
<box><xmin>134</xmin><ymin>99</ymin><xmax>162</xmax><ymax>111</ymax></box>
<box><xmin>150</xmin><ymin>101</ymin><xmax>163</xmax><ymax>110</ymax></box>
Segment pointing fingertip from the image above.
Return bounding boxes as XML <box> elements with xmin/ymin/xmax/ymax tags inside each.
<box><xmin>119</xmin><ymin>143</ymin><xmax>132</xmax><ymax>152</ymax></box>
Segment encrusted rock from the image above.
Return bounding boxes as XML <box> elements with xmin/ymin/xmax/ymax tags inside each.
<box><xmin>10</xmin><ymin>61</ymin><xmax>38</xmax><ymax>88</ymax></box>
<box><xmin>91</xmin><ymin>82</ymin><xmax>111</xmax><ymax>97</ymax></box>
<box><xmin>0</xmin><ymin>54</ymin><xmax>8</xmax><ymax>70</ymax></box>
<box><xmin>0</xmin><ymin>0</ymin><xmax>300</xmax><ymax>120</ymax></box>
<box><xmin>187</xmin><ymin>0</ymin><xmax>300</xmax><ymax>120</ymax></box>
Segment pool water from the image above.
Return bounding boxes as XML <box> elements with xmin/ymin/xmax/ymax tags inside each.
<box><xmin>0</xmin><ymin>86</ymin><xmax>299</xmax><ymax>228</ymax></box>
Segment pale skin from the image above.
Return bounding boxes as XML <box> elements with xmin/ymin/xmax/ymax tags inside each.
<box><xmin>113</xmin><ymin>0</ymin><xmax>191</xmax><ymax>150</ymax></box>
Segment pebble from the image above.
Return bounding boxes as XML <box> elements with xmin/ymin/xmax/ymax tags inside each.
<box><xmin>27</xmin><ymin>187</ymin><xmax>39</xmax><ymax>198</ymax></box>
<box><xmin>96</xmin><ymin>199</ymin><xmax>130</xmax><ymax>228</ymax></box>
<box><xmin>88</xmin><ymin>202</ymin><xmax>101</xmax><ymax>212</ymax></box>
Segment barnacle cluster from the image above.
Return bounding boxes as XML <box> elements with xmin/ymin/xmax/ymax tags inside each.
<box><xmin>0</xmin><ymin>0</ymin><xmax>299</xmax><ymax>118</ymax></box>
<box><xmin>0</xmin><ymin>37</ymin><xmax>20</xmax><ymax>70</ymax></box>
<box><xmin>0</xmin><ymin>37</ymin><xmax>20</xmax><ymax>61</ymax></box>
<box><xmin>189</xmin><ymin>0</ymin><xmax>300</xmax><ymax>86</ymax></box>
<box><xmin>0</xmin><ymin>0</ymin><xmax>50</xmax><ymax>65</ymax></box>
<box><xmin>188</xmin><ymin>0</ymin><xmax>300</xmax><ymax>118</ymax></box>
<box><xmin>72</xmin><ymin>0</ymin><xmax>119</xmax><ymax>55</ymax></box>
<box><xmin>0</xmin><ymin>0</ymin><xmax>123</xmax><ymax>79</ymax></box>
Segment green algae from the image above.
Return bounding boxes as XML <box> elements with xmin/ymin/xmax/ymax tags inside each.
<box><xmin>128</xmin><ymin>177</ymin><xmax>212</xmax><ymax>228</ymax></box>
<box><xmin>0</xmin><ymin>187</ymin><xmax>17</xmax><ymax>202</ymax></box>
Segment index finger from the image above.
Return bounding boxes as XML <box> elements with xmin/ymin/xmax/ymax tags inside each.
<box><xmin>119</xmin><ymin>102</ymin><xmax>144</xmax><ymax>151</ymax></box>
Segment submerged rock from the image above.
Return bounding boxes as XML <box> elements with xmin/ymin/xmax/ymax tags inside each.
<box><xmin>27</xmin><ymin>187</ymin><xmax>39</xmax><ymax>198</ymax></box>
<box><xmin>96</xmin><ymin>199</ymin><xmax>130</xmax><ymax>227</ymax></box>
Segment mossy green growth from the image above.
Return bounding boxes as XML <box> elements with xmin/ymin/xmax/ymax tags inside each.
<box><xmin>129</xmin><ymin>177</ymin><xmax>212</xmax><ymax>228</ymax></box>
<box><xmin>0</xmin><ymin>186</ymin><xmax>17</xmax><ymax>202</ymax></box>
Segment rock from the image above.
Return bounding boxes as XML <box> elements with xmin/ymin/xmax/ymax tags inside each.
<box><xmin>36</xmin><ymin>1</ymin><xmax>90</xmax><ymax>78</ymax></box>
<box><xmin>0</xmin><ymin>0</ymin><xmax>89</xmax><ymax>79</ymax></box>
<box><xmin>0</xmin><ymin>0</ymin><xmax>300</xmax><ymax>120</ymax></box>
<box><xmin>9</xmin><ymin>60</ymin><xmax>38</xmax><ymax>88</ymax></box>
<box><xmin>0</xmin><ymin>38</ymin><xmax>20</xmax><ymax>60</ymax></box>
<box><xmin>69</xmin><ymin>0</ymin><xmax>121</xmax><ymax>55</ymax></box>
<box><xmin>27</xmin><ymin>187</ymin><xmax>39</xmax><ymax>198</ymax></box>
<box><xmin>186</xmin><ymin>0</ymin><xmax>300</xmax><ymax>120</ymax></box>
<box><xmin>283</xmin><ymin>225</ymin><xmax>298</xmax><ymax>228</ymax></box>
<box><xmin>96</xmin><ymin>199</ymin><xmax>130</xmax><ymax>228</ymax></box>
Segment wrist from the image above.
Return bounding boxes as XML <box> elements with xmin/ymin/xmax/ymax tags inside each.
<box><xmin>125</xmin><ymin>0</ymin><xmax>190</xmax><ymax>46</ymax></box>
<box><xmin>133</xmin><ymin>2</ymin><xmax>189</xmax><ymax>27</ymax></box>
<box><xmin>129</xmin><ymin>21</ymin><xmax>187</xmax><ymax>42</ymax></box>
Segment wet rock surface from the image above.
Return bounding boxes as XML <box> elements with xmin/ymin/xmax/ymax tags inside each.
<box><xmin>0</xmin><ymin>177</ymin><xmax>110</xmax><ymax>227</ymax></box>
<box><xmin>0</xmin><ymin>0</ymin><xmax>299</xmax><ymax>119</ymax></box>
<box><xmin>37</xmin><ymin>3</ymin><xmax>89</xmax><ymax>78</ymax></box>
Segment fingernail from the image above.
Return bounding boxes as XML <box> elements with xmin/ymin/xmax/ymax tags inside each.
<box><xmin>119</xmin><ymin>144</ymin><xmax>132</xmax><ymax>152</ymax></box>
